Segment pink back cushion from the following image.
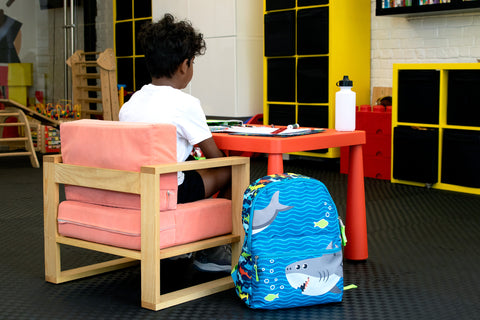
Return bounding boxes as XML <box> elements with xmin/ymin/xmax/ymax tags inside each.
<box><xmin>61</xmin><ymin>119</ymin><xmax>178</xmax><ymax>210</ymax></box>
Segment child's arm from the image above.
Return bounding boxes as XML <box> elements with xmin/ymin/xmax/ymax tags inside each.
<box><xmin>195</xmin><ymin>137</ymin><xmax>231</xmax><ymax>198</ymax></box>
<box><xmin>196</xmin><ymin>137</ymin><xmax>225</xmax><ymax>159</ymax></box>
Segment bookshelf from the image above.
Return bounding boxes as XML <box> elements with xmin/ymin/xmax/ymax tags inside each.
<box><xmin>376</xmin><ymin>0</ymin><xmax>480</xmax><ymax>16</ymax></box>
<box><xmin>391</xmin><ymin>63</ymin><xmax>480</xmax><ymax>195</ymax></box>
<box><xmin>263</xmin><ymin>0</ymin><xmax>371</xmax><ymax>158</ymax></box>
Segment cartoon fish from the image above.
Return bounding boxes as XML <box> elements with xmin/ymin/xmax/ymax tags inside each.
<box><xmin>252</xmin><ymin>191</ymin><xmax>292</xmax><ymax>234</ymax></box>
<box><xmin>236</xmin><ymin>286</ymin><xmax>249</xmax><ymax>300</ymax></box>
<box><xmin>264</xmin><ymin>293</ymin><xmax>279</xmax><ymax>302</ymax></box>
<box><xmin>314</xmin><ymin>219</ymin><xmax>329</xmax><ymax>229</ymax></box>
<box><xmin>239</xmin><ymin>292</ymin><xmax>249</xmax><ymax>300</ymax></box>
<box><xmin>285</xmin><ymin>251</ymin><xmax>343</xmax><ymax>296</ymax></box>
<box><xmin>239</xmin><ymin>266</ymin><xmax>252</xmax><ymax>279</ymax></box>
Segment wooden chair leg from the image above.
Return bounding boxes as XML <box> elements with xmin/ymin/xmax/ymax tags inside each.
<box><xmin>140</xmin><ymin>169</ymin><xmax>161</xmax><ymax>309</ymax></box>
<box><xmin>43</xmin><ymin>155</ymin><xmax>61</xmax><ymax>283</ymax></box>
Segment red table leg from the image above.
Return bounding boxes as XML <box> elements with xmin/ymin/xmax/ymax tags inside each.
<box><xmin>267</xmin><ymin>153</ymin><xmax>284</xmax><ymax>175</ymax></box>
<box><xmin>344</xmin><ymin>144</ymin><xmax>368</xmax><ymax>260</ymax></box>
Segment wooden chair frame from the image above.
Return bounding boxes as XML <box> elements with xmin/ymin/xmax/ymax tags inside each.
<box><xmin>43</xmin><ymin>154</ymin><xmax>250</xmax><ymax>310</ymax></box>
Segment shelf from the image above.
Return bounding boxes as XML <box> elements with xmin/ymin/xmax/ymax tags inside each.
<box><xmin>391</xmin><ymin>63</ymin><xmax>480</xmax><ymax>195</ymax></box>
<box><xmin>263</xmin><ymin>0</ymin><xmax>371</xmax><ymax>158</ymax></box>
<box><xmin>376</xmin><ymin>0</ymin><xmax>480</xmax><ymax>16</ymax></box>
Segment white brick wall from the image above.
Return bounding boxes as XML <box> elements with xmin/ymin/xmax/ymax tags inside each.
<box><xmin>371</xmin><ymin>0</ymin><xmax>480</xmax><ymax>89</ymax></box>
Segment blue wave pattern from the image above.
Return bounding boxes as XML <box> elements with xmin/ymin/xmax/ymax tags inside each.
<box><xmin>232</xmin><ymin>173</ymin><xmax>344</xmax><ymax>309</ymax></box>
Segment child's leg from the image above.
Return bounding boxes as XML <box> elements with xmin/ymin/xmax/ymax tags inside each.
<box><xmin>198</xmin><ymin>166</ymin><xmax>231</xmax><ymax>199</ymax></box>
<box><xmin>177</xmin><ymin>170</ymin><xmax>205</xmax><ymax>203</ymax></box>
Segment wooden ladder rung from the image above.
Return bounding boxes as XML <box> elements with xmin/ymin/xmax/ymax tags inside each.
<box><xmin>79</xmin><ymin>98</ymin><xmax>102</xmax><ymax>104</ymax></box>
<box><xmin>76</xmin><ymin>73</ymin><xmax>100</xmax><ymax>79</ymax></box>
<box><xmin>78</xmin><ymin>86</ymin><xmax>102</xmax><ymax>91</ymax></box>
<box><xmin>81</xmin><ymin>51</ymin><xmax>101</xmax><ymax>56</ymax></box>
<box><xmin>0</xmin><ymin>151</ymin><xmax>33</xmax><ymax>157</ymax></box>
<box><xmin>84</xmin><ymin>110</ymin><xmax>103</xmax><ymax>115</ymax></box>
<box><xmin>0</xmin><ymin>122</ymin><xmax>26</xmax><ymax>127</ymax></box>
<box><xmin>0</xmin><ymin>137</ymin><xmax>28</xmax><ymax>142</ymax></box>
<box><xmin>0</xmin><ymin>112</ymin><xmax>21</xmax><ymax>117</ymax></box>
<box><xmin>74</xmin><ymin>61</ymin><xmax>98</xmax><ymax>67</ymax></box>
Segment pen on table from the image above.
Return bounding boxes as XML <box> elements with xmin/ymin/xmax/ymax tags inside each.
<box><xmin>272</xmin><ymin>127</ymin><xmax>287</xmax><ymax>134</ymax></box>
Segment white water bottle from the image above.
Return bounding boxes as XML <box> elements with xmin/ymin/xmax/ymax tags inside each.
<box><xmin>335</xmin><ymin>75</ymin><xmax>356</xmax><ymax>131</ymax></box>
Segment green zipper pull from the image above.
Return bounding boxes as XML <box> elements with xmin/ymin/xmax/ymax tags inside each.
<box><xmin>254</xmin><ymin>256</ymin><xmax>259</xmax><ymax>282</ymax></box>
<box><xmin>339</xmin><ymin>218</ymin><xmax>347</xmax><ymax>247</ymax></box>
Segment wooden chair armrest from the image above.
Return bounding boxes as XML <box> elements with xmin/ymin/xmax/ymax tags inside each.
<box><xmin>141</xmin><ymin>156</ymin><xmax>250</xmax><ymax>174</ymax></box>
<box><xmin>46</xmin><ymin>156</ymin><xmax>250</xmax><ymax>194</ymax></box>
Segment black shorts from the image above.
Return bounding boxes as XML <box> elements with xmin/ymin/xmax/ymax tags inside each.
<box><xmin>177</xmin><ymin>170</ymin><xmax>205</xmax><ymax>204</ymax></box>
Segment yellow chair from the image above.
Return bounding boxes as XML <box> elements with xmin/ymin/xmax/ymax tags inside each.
<box><xmin>43</xmin><ymin>119</ymin><xmax>250</xmax><ymax>310</ymax></box>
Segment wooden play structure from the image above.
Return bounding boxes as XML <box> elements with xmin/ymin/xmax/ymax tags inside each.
<box><xmin>66</xmin><ymin>48</ymin><xmax>120</xmax><ymax>121</ymax></box>
<box><xmin>0</xmin><ymin>106</ymin><xmax>39</xmax><ymax>168</ymax></box>
<box><xmin>0</xmin><ymin>99</ymin><xmax>61</xmax><ymax>168</ymax></box>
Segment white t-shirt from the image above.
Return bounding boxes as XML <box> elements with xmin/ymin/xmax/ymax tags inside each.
<box><xmin>119</xmin><ymin>84</ymin><xmax>212</xmax><ymax>185</ymax></box>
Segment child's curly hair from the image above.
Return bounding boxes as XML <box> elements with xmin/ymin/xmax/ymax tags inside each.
<box><xmin>139</xmin><ymin>13</ymin><xmax>206</xmax><ymax>79</ymax></box>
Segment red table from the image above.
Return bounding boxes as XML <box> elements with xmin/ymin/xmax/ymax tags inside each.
<box><xmin>212</xmin><ymin>129</ymin><xmax>368</xmax><ymax>261</ymax></box>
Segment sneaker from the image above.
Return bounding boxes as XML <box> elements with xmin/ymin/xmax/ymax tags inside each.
<box><xmin>168</xmin><ymin>252</ymin><xmax>192</xmax><ymax>261</ymax></box>
<box><xmin>193</xmin><ymin>245</ymin><xmax>232</xmax><ymax>273</ymax></box>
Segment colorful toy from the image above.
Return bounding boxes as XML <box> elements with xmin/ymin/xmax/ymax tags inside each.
<box><xmin>35</xmin><ymin>101</ymin><xmax>81</xmax><ymax>120</ymax></box>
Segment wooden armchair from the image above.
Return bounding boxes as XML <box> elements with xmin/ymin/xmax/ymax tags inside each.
<box><xmin>43</xmin><ymin>119</ymin><xmax>250</xmax><ymax>310</ymax></box>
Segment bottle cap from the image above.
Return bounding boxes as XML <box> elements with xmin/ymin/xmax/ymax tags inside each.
<box><xmin>337</xmin><ymin>75</ymin><xmax>353</xmax><ymax>87</ymax></box>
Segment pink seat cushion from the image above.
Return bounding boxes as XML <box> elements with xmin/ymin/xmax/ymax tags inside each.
<box><xmin>58</xmin><ymin>198</ymin><xmax>232</xmax><ymax>250</ymax></box>
<box><xmin>60</xmin><ymin>119</ymin><xmax>178</xmax><ymax>210</ymax></box>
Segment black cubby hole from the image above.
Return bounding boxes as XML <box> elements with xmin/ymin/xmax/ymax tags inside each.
<box><xmin>297</xmin><ymin>56</ymin><xmax>329</xmax><ymax>103</ymax></box>
<box><xmin>134</xmin><ymin>19</ymin><xmax>151</xmax><ymax>56</ymax></box>
<box><xmin>116</xmin><ymin>0</ymin><xmax>132</xmax><ymax>21</ymax></box>
<box><xmin>268</xmin><ymin>104</ymin><xmax>296</xmax><ymax>126</ymax></box>
<box><xmin>297</xmin><ymin>6</ymin><xmax>329</xmax><ymax>55</ymax></box>
<box><xmin>115</xmin><ymin>21</ymin><xmax>133</xmax><ymax>57</ymax></box>
<box><xmin>116</xmin><ymin>58</ymin><xmax>134</xmax><ymax>92</ymax></box>
<box><xmin>134</xmin><ymin>0</ymin><xmax>152</xmax><ymax>18</ymax></box>
<box><xmin>447</xmin><ymin>70</ymin><xmax>480</xmax><ymax>127</ymax></box>
<box><xmin>442</xmin><ymin>129</ymin><xmax>480</xmax><ymax>188</ymax></box>
<box><xmin>267</xmin><ymin>58</ymin><xmax>296</xmax><ymax>102</ymax></box>
<box><xmin>134</xmin><ymin>57</ymin><xmax>151</xmax><ymax>91</ymax></box>
<box><xmin>393</xmin><ymin>126</ymin><xmax>439</xmax><ymax>184</ymax></box>
<box><xmin>264</xmin><ymin>10</ymin><xmax>295</xmax><ymax>57</ymax></box>
<box><xmin>397</xmin><ymin>70</ymin><xmax>440</xmax><ymax>125</ymax></box>
<box><xmin>298</xmin><ymin>105</ymin><xmax>328</xmax><ymax>128</ymax></box>
<box><xmin>265</xmin><ymin>0</ymin><xmax>295</xmax><ymax>11</ymax></box>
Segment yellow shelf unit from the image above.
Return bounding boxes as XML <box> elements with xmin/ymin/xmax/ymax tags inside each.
<box><xmin>391</xmin><ymin>63</ymin><xmax>480</xmax><ymax>195</ymax></box>
<box><xmin>113</xmin><ymin>0</ymin><xmax>152</xmax><ymax>94</ymax></box>
<box><xmin>263</xmin><ymin>0</ymin><xmax>370</xmax><ymax>158</ymax></box>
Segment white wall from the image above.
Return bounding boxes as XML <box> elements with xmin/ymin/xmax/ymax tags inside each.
<box><xmin>152</xmin><ymin>0</ymin><xmax>264</xmax><ymax>118</ymax></box>
<box><xmin>371</xmin><ymin>0</ymin><xmax>480</xmax><ymax>88</ymax></box>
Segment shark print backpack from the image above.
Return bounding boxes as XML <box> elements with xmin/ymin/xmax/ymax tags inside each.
<box><xmin>231</xmin><ymin>173</ymin><xmax>346</xmax><ymax>309</ymax></box>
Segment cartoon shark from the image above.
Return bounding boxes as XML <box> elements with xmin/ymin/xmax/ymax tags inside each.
<box><xmin>285</xmin><ymin>250</ymin><xmax>343</xmax><ymax>296</ymax></box>
<box><xmin>252</xmin><ymin>191</ymin><xmax>293</xmax><ymax>234</ymax></box>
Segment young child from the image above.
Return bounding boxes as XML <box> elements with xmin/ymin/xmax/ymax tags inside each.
<box><xmin>119</xmin><ymin>13</ymin><xmax>230</xmax><ymax>204</ymax></box>
<box><xmin>119</xmin><ymin>14</ymin><xmax>232</xmax><ymax>272</ymax></box>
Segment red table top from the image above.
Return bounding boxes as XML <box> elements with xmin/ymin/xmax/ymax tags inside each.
<box><xmin>212</xmin><ymin>128</ymin><xmax>366</xmax><ymax>154</ymax></box>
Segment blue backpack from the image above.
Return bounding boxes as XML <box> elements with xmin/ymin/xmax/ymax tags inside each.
<box><xmin>231</xmin><ymin>173</ymin><xmax>346</xmax><ymax>309</ymax></box>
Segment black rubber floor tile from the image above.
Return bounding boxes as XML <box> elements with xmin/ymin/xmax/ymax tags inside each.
<box><xmin>0</xmin><ymin>155</ymin><xmax>479</xmax><ymax>319</ymax></box>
